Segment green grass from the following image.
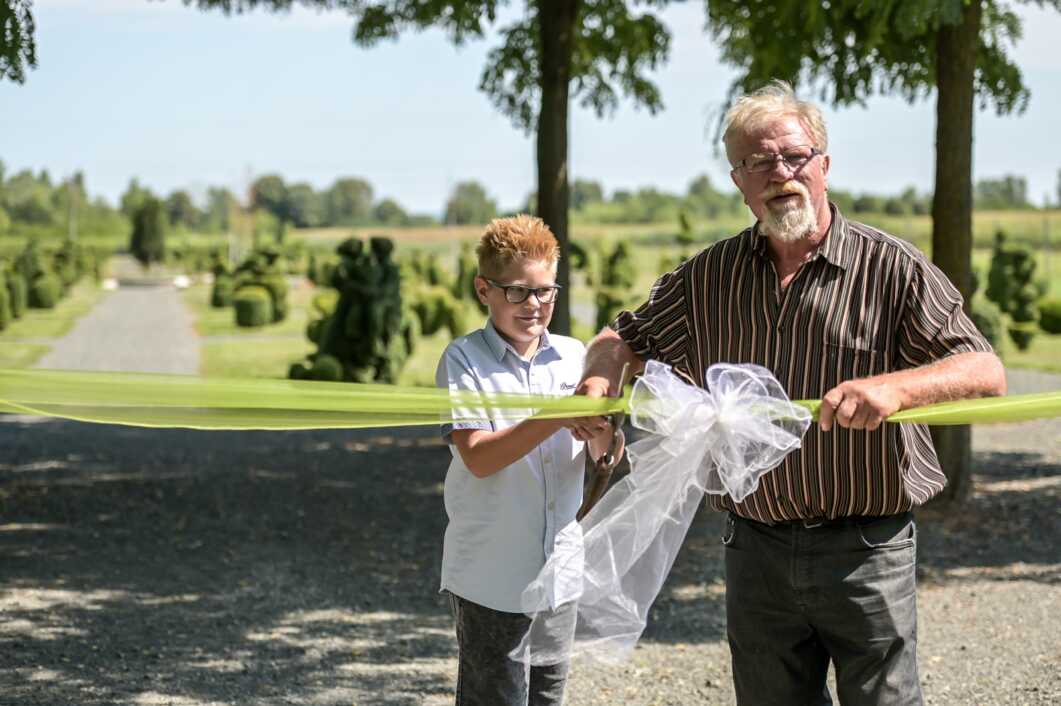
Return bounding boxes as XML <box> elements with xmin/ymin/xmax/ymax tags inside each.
<box><xmin>182</xmin><ymin>279</ymin><xmax>317</xmax><ymax>337</ymax></box>
<box><xmin>0</xmin><ymin>280</ymin><xmax>107</xmax><ymax>340</ymax></box>
<box><xmin>200</xmin><ymin>337</ymin><xmax>316</xmax><ymax>379</ymax></box>
<box><xmin>0</xmin><ymin>342</ymin><xmax>50</xmax><ymax>368</ymax></box>
<box><xmin>999</xmin><ymin>333</ymin><xmax>1061</xmax><ymax>374</ymax></box>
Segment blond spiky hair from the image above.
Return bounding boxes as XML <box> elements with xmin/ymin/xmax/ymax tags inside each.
<box><xmin>722</xmin><ymin>80</ymin><xmax>828</xmax><ymax>165</ymax></box>
<box><xmin>476</xmin><ymin>214</ymin><xmax>560</xmax><ymax>278</ymax></box>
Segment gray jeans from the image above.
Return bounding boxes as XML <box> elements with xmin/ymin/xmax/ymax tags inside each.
<box><xmin>723</xmin><ymin>512</ymin><xmax>923</xmax><ymax>706</ymax></box>
<box><xmin>448</xmin><ymin>593</ymin><xmax>571</xmax><ymax>706</ymax></box>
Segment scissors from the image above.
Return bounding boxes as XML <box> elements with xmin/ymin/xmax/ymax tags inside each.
<box><xmin>576</xmin><ymin>363</ymin><xmax>628</xmax><ymax>522</ymax></box>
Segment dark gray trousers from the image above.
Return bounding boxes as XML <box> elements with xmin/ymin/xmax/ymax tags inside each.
<box><xmin>449</xmin><ymin>593</ymin><xmax>571</xmax><ymax>706</ymax></box>
<box><xmin>723</xmin><ymin>512</ymin><xmax>923</xmax><ymax>706</ymax></box>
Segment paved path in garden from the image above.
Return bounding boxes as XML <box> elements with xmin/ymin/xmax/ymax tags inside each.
<box><xmin>34</xmin><ymin>282</ymin><xmax>200</xmax><ymax>374</ymax></box>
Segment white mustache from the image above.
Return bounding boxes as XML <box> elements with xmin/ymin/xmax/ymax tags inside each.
<box><xmin>762</xmin><ymin>183</ymin><xmax>807</xmax><ymax>201</ymax></box>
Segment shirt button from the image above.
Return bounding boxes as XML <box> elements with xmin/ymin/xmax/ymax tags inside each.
<box><xmin>548</xmin><ymin>501</ymin><xmax>556</xmax><ymax>511</ymax></box>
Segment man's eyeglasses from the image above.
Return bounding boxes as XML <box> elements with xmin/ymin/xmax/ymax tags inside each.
<box><xmin>485</xmin><ymin>279</ymin><xmax>562</xmax><ymax>304</ymax></box>
<box><xmin>734</xmin><ymin>146</ymin><xmax>822</xmax><ymax>174</ymax></box>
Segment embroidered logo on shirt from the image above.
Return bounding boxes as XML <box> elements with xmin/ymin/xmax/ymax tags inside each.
<box><xmin>560</xmin><ymin>382</ymin><xmax>578</xmax><ymax>391</ymax></box>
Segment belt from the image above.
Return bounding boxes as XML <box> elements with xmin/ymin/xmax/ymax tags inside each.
<box><xmin>737</xmin><ymin>512</ymin><xmax>912</xmax><ymax>530</ymax></box>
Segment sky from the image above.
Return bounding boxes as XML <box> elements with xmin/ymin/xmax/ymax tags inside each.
<box><xmin>2</xmin><ymin>0</ymin><xmax>1060</xmax><ymax>216</ymax></box>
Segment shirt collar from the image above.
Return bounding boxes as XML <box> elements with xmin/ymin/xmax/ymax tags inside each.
<box><xmin>749</xmin><ymin>201</ymin><xmax>852</xmax><ymax>271</ymax></box>
<box><xmin>483</xmin><ymin>318</ymin><xmax>554</xmax><ymax>363</ymax></box>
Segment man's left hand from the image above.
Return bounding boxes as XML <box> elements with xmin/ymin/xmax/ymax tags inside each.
<box><xmin>819</xmin><ymin>378</ymin><xmax>903</xmax><ymax>432</ymax></box>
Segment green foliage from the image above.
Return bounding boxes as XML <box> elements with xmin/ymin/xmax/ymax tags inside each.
<box><xmin>325</xmin><ymin>177</ymin><xmax>374</xmax><ymax>225</ymax></box>
<box><xmin>293</xmin><ymin>236</ymin><xmax>416</xmax><ymax>383</ymax></box>
<box><xmin>233</xmin><ymin>246</ymin><xmax>289</xmax><ymax>323</ymax></box>
<box><xmin>373</xmin><ymin>198</ymin><xmax>409</xmax><ymax>226</ymax></box>
<box><xmin>1</xmin><ymin>0</ymin><xmax>36</xmax><ymax>83</ymax></box>
<box><xmin>970</xmin><ymin>299</ymin><xmax>1002</xmax><ymax>348</ymax></box>
<box><xmin>211</xmin><ymin>273</ymin><xmax>234</xmax><ymax>308</ymax></box>
<box><xmin>29</xmin><ymin>273</ymin><xmax>60</xmax><ymax>309</ymax></box>
<box><xmin>444</xmin><ymin>181</ymin><xmax>498</xmax><ymax>225</ymax></box>
<box><xmin>704</xmin><ymin>0</ymin><xmax>1029</xmax><ymax>117</ymax></box>
<box><xmin>129</xmin><ymin>197</ymin><xmax>167</xmax><ymax>268</ymax></box>
<box><xmin>451</xmin><ymin>243</ymin><xmax>481</xmax><ymax>308</ymax></box>
<box><xmin>6</xmin><ymin>270</ymin><xmax>27</xmax><ymax>318</ymax></box>
<box><xmin>0</xmin><ymin>272</ymin><xmax>10</xmax><ymax>330</ymax></box>
<box><xmin>120</xmin><ymin>178</ymin><xmax>153</xmax><ymax>219</ymax></box>
<box><xmin>1038</xmin><ymin>298</ymin><xmax>1061</xmax><ymax>335</ymax></box>
<box><xmin>165</xmin><ymin>190</ymin><xmax>202</xmax><ymax>230</ymax></box>
<box><xmin>234</xmin><ymin>286</ymin><xmax>274</xmax><ymax>328</ymax></box>
<box><xmin>975</xmin><ymin>175</ymin><xmax>1033</xmax><ymax>210</ymax></box>
<box><xmin>594</xmin><ymin>241</ymin><xmax>638</xmax><ymax>330</ymax></box>
<box><xmin>986</xmin><ymin>230</ymin><xmax>1039</xmax><ymax>350</ymax></box>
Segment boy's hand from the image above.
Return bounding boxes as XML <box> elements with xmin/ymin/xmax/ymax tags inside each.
<box><xmin>569</xmin><ymin>376</ymin><xmax>611</xmax><ymax>441</ymax></box>
<box><xmin>563</xmin><ymin>414</ymin><xmax>610</xmax><ymax>441</ymax></box>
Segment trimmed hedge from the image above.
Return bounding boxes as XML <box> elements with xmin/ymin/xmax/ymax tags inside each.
<box><xmin>6</xmin><ymin>272</ymin><xmax>26</xmax><ymax>318</ymax></box>
<box><xmin>1039</xmin><ymin>298</ymin><xmax>1061</xmax><ymax>335</ymax></box>
<box><xmin>234</xmin><ymin>286</ymin><xmax>273</xmax><ymax>328</ymax></box>
<box><xmin>29</xmin><ymin>274</ymin><xmax>61</xmax><ymax>309</ymax></box>
<box><xmin>211</xmin><ymin>274</ymin><xmax>234</xmax><ymax>308</ymax></box>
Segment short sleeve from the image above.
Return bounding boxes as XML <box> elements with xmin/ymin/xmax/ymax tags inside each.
<box><xmin>610</xmin><ymin>262</ymin><xmax>690</xmax><ymax>366</ymax></box>
<box><xmin>897</xmin><ymin>259</ymin><xmax>993</xmax><ymax>368</ymax></box>
<box><xmin>435</xmin><ymin>343</ymin><xmax>493</xmax><ymax>443</ymax></box>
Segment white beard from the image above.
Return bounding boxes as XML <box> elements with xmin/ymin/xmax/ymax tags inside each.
<box><xmin>759</xmin><ymin>190</ymin><xmax>818</xmax><ymax>244</ymax></box>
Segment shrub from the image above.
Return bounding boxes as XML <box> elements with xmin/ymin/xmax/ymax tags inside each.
<box><xmin>1038</xmin><ymin>298</ymin><xmax>1061</xmax><ymax>335</ymax></box>
<box><xmin>0</xmin><ymin>275</ymin><xmax>10</xmax><ymax>330</ymax></box>
<box><xmin>29</xmin><ymin>274</ymin><xmax>61</xmax><ymax>309</ymax></box>
<box><xmin>970</xmin><ymin>300</ymin><xmax>1003</xmax><ymax>348</ymax></box>
<box><xmin>234</xmin><ymin>286</ymin><xmax>273</xmax><ymax>327</ymax></box>
<box><xmin>6</xmin><ymin>272</ymin><xmax>27</xmax><ymax>318</ymax></box>
<box><xmin>292</xmin><ymin>236</ymin><xmax>416</xmax><ymax>383</ymax></box>
<box><xmin>211</xmin><ymin>274</ymin><xmax>234</xmax><ymax>308</ymax></box>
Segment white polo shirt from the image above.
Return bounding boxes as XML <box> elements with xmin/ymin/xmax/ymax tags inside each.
<box><xmin>436</xmin><ymin>319</ymin><xmax>587</xmax><ymax>613</ymax></box>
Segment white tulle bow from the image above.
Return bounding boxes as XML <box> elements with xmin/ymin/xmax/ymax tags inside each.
<box><xmin>513</xmin><ymin>361</ymin><xmax>812</xmax><ymax>666</ymax></box>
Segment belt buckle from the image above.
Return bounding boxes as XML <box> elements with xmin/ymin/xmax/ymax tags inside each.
<box><xmin>801</xmin><ymin>518</ymin><xmax>825</xmax><ymax>529</ymax></box>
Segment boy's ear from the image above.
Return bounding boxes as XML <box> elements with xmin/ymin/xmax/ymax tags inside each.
<box><xmin>474</xmin><ymin>276</ymin><xmax>491</xmax><ymax>305</ymax></box>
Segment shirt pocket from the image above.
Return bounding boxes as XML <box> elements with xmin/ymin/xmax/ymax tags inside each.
<box><xmin>824</xmin><ymin>341</ymin><xmax>884</xmax><ymax>383</ymax></box>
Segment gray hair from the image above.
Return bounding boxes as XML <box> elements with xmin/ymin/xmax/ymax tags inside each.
<box><xmin>722</xmin><ymin>80</ymin><xmax>828</xmax><ymax>166</ymax></box>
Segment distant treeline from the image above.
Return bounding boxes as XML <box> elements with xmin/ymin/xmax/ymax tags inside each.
<box><xmin>0</xmin><ymin>158</ymin><xmax>1054</xmax><ymax>241</ymax></box>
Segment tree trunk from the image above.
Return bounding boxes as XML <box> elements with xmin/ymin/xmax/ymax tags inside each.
<box><xmin>929</xmin><ymin>0</ymin><xmax>982</xmax><ymax>505</ymax></box>
<box><xmin>536</xmin><ymin>0</ymin><xmax>579</xmax><ymax>336</ymax></box>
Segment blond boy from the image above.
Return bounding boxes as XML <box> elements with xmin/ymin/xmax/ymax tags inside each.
<box><xmin>435</xmin><ymin>215</ymin><xmax>613</xmax><ymax>705</ymax></box>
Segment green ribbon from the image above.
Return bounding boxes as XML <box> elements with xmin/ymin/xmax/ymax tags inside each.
<box><xmin>1</xmin><ymin>368</ymin><xmax>1058</xmax><ymax>430</ymax></box>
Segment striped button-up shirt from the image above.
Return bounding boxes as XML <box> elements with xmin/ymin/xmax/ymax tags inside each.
<box><xmin>612</xmin><ymin>204</ymin><xmax>992</xmax><ymax>523</ymax></box>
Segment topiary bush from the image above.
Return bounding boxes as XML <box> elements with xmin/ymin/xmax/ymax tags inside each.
<box><xmin>1038</xmin><ymin>298</ymin><xmax>1061</xmax><ymax>335</ymax></box>
<box><xmin>232</xmin><ymin>246</ymin><xmax>289</xmax><ymax>323</ymax></box>
<box><xmin>5</xmin><ymin>269</ymin><xmax>26</xmax><ymax>319</ymax></box>
<box><xmin>0</xmin><ymin>273</ymin><xmax>11</xmax><ymax>331</ymax></box>
<box><xmin>292</xmin><ymin>236</ymin><xmax>419</xmax><ymax>383</ymax></box>
<box><xmin>234</xmin><ymin>286</ymin><xmax>273</xmax><ymax>327</ymax></box>
<box><xmin>211</xmin><ymin>274</ymin><xmax>234</xmax><ymax>308</ymax></box>
<box><xmin>29</xmin><ymin>274</ymin><xmax>61</xmax><ymax>309</ymax></box>
<box><xmin>970</xmin><ymin>299</ymin><xmax>1003</xmax><ymax>349</ymax></box>
<box><xmin>985</xmin><ymin>230</ymin><xmax>1039</xmax><ymax>351</ymax></box>
<box><xmin>594</xmin><ymin>241</ymin><xmax>639</xmax><ymax>330</ymax></box>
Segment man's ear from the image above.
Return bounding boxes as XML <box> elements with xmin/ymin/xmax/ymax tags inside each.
<box><xmin>730</xmin><ymin>169</ymin><xmax>748</xmax><ymax>205</ymax></box>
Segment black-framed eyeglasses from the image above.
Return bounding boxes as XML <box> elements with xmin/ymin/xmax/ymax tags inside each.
<box><xmin>734</xmin><ymin>146</ymin><xmax>822</xmax><ymax>174</ymax></box>
<box><xmin>485</xmin><ymin>279</ymin><xmax>562</xmax><ymax>304</ymax></box>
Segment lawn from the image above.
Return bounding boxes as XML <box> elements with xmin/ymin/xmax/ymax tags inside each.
<box><xmin>181</xmin><ymin>276</ymin><xmax>317</xmax><ymax>338</ymax></box>
<box><xmin>1</xmin><ymin>280</ymin><xmax>108</xmax><ymax>340</ymax></box>
<box><xmin>0</xmin><ymin>342</ymin><xmax>51</xmax><ymax>369</ymax></box>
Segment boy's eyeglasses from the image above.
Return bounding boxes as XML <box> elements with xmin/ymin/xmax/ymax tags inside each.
<box><xmin>485</xmin><ymin>279</ymin><xmax>562</xmax><ymax>304</ymax></box>
<box><xmin>734</xmin><ymin>146</ymin><xmax>822</xmax><ymax>174</ymax></box>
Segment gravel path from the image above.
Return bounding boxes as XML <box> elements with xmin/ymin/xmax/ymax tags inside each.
<box><xmin>33</xmin><ymin>283</ymin><xmax>199</xmax><ymax>374</ymax></box>
<box><xmin>2</xmin><ymin>292</ymin><xmax>1058</xmax><ymax>706</ymax></box>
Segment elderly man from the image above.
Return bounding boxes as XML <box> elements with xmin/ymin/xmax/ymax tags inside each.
<box><xmin>572</xmin><ymin>82</ymin><xmax>1006</xmax><ymax>705</ymax></box>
